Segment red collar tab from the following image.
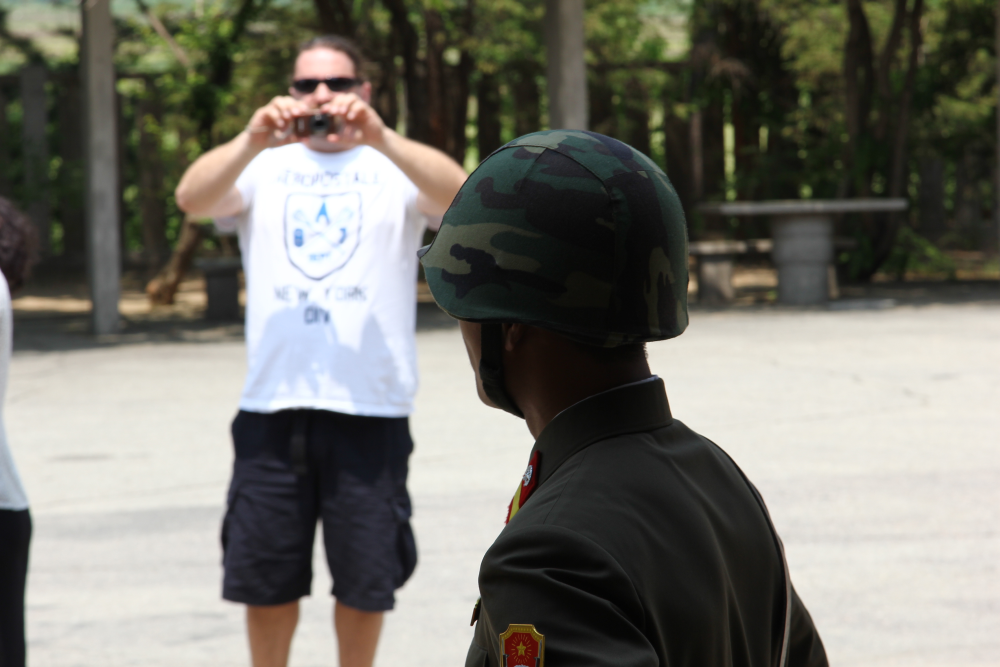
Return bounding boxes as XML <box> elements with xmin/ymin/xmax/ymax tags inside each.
<box><xmin>505</xmin><ymin>451</ymin><xmax>540</xmax><ymax>524</ymax></box>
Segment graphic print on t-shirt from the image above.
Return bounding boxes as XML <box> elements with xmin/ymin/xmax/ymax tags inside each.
<box><xmin>284</xmin><ymin>192</ymin><xmax>362</xmax><ymax>279</ymax></box>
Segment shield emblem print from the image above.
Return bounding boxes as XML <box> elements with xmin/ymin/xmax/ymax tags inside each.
<box><xmin>499</xmin><ymin>624</ymin><xmax>544</xmax><ymax>667</ymax></box>
<box><xmin>284</xmin><ymin>192</ymin><xmax>362</xmax><ymax>279</ymax></box>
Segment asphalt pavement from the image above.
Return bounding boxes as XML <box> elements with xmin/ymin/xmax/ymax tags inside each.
<box><xmin>7</xmin><ymin>296</ymin><xmax>999</xmax><ymax>667</ymax></box>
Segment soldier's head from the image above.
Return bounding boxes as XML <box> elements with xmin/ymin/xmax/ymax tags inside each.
<box><xmin>419</xmin><ymin>131</ymin><xmax>689</xmax><ymax>435</ymax></box>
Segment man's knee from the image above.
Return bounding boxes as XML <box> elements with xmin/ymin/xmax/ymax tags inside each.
<box><xmin>247</xmin><ymin>600</ymin><xmax>300</xmax><ymax>627</ymax></box>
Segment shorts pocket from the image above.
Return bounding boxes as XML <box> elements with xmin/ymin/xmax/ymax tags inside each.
<box><xmin>391</xmin><ymin>495</ymin><xmax>417</xmax><ymax>586</ymax></box>
<box><xmin>220</xmin><ymin>478</ymin><xmax>242</xmax><ymax>559</ymax></box>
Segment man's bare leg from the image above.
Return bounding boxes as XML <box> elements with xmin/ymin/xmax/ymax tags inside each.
<box><xmin>247</xmin><ymin>601</ymin><xmax>299</xmax><ymax>667</ymax></box>
<box><xmin>334</xmin><ymin>601</ymin><xmax>384</xmax><ymax>667</ymax></box>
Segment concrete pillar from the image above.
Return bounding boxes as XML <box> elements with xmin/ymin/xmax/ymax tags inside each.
<box><xmin>771</xmin><ymin>216</ymin><xmax>833</xmax><ymax>305</ymax></box>
<box><xmin>20</xmin><ymin>64</ymin><xmax>50</xmax><ymax>255</ymax></box>
<box><xmin>81</xmin><ymin>0</ymin><xmax>120</xmax><ymax>334</ymax></box>
<box><xmin>545</xmin><ymin>0</ymin><xmax>587</xmax><ymax>130</ymax></box>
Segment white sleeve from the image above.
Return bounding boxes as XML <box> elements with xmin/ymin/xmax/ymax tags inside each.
<box><xmin>235</xmin><ymin>151</ymin><xmax>264</xmax><ymax>214</ymax></box>
<box><xmin>403</xmin><ymin>173</ymin><xmax>428</xmax><ymax>233</ymax></box>
<box><xmin>213</xmin><ymin>214</ymin><xmax>243</xmax><ymax>234</ymax></box>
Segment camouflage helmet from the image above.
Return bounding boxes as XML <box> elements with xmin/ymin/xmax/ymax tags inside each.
<box><xmin>419</xmin><ymin>129</ymin><xmax>689</xmax><ymax>347</ymax></box>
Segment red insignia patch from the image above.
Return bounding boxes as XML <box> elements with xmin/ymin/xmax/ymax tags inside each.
<box><xmin>499</xmin><ymin>624</ymin><xmax>545</xmax><ymax>667</ymax></box>
<box><xmin>506</xmin><ymin>451</ymin><xmax>540</xmax><ymax>524</ymax></box>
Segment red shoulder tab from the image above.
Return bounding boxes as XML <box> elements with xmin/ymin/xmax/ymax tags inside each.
<box><xmin>506</xmin><ymin>451</ymin><xmax>541</xmax><ymax>524</ymax></box>
<box><xmin>520</xmin><ymin>450</ymin><xmax>540</xmax><ymax>503</ymax></box>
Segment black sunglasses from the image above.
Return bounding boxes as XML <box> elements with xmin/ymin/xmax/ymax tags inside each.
<box><xmin>292</xmin><ymin>77</ymin><xmax>361</xmax><ymax>94</ymax></box>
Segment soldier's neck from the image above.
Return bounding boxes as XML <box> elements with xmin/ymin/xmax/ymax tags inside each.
<box><xmin>503</xmin><ymin>329</ymin><xmax>651</xmax><ymax>439</ymax></box>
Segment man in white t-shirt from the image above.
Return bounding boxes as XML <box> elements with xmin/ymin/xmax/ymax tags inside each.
<box><xmin>175</xmin><ymin>35</ymin><xmax>466</xmax><ymax>667</ymax></box>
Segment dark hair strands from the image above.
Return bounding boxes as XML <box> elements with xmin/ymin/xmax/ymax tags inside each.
<box><xmin>298</xmin><ymin>35</ymin><xmax>368</xmax><ymax>82</ymax></box>
<box><xmin>0</xmin><ymin>197</ymin><xmax>39</xmax><ymax>293</ymax></box>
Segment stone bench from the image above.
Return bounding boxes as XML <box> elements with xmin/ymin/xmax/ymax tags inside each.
<box><xmin>689</xmin><ymin>237</ymin><xmax>859</xmax><ymax>305</ymax></box>
<box><xmin>697</xmin><ymin>199</ymin><xmax>908</xmax><ymax>305</ymax></box>
<box><xmin>689</xmin><ymin>239</ymin><xmax>772</xmax><ymax>304</ymax></box>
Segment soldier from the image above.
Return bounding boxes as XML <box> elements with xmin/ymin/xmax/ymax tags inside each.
<box><xmin>418</xmin><ymin>130</ymin><xmax>828</xmax><ymax>667</ymax></box>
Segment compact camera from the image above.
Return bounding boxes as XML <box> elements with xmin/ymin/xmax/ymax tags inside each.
<box><xmin>292</xmin><ymin>113</ymin><xmax>344</xmax><ymax>138</ymax></box>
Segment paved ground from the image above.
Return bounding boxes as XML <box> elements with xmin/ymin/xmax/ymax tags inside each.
<box><xmin>7</xmin><ymin>288</ymin><xmax>1000</xmax><ymax>667</ymax></box>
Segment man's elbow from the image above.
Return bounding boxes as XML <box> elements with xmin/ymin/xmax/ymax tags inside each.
<box><xmin>174</xmin><ymin>185</ymin><xmax>195</xmax><ymax>214</ymax></box>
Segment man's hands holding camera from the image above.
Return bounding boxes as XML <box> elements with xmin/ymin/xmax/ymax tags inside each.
<box><xmin>244</xmin><ymin>93</ymin><xmax>387</xmax><ymax>151</ymax></box>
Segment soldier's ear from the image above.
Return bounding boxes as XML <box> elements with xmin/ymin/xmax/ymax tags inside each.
<box><xmin>502</xmin><ymin>323</ymin><xmax>526</xmax><ymax>352</ymax></box>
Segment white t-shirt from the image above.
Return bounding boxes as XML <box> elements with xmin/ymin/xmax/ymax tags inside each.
<box><xmin>231</xmin><ymin>143</ymin><xmax>427</xmax><ymax>417</ymax></box>
<box><xmin>0</xmin><ymin>273</ymin><xmax>28</xmax><ymax>510</ymax></box>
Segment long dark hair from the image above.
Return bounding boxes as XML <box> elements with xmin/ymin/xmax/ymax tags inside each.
<box><xmin>0</xmin><ymin>197</ymin><xmax>39</xmax><ymax>292</ymax></box>
<box><xmin>298</xmin><ymin>35</ymin><xmax>367</xmax><ymax>80</ymax></box>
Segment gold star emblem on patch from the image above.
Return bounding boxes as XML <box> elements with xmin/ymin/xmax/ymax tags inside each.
<box><xmin>499</xmin><ymin>624</ymin><xmax>544</xmax><ymax>666</ymax></box>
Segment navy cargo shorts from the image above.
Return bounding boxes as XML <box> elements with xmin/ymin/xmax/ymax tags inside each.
<box><xmin>221</xmin><ymin>409</ymin><xmax>418</xmax><ymax>611</ymax></box>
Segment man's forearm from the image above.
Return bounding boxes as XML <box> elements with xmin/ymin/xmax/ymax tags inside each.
<box><xmin>371</xmin><ymin>129</ymin><xmax>467</xmax><ymax>210</ymax></box>
<box><xmin>175</xmin><ymin>132</ymin><xmax>262</xmax><ymax>215</ymax></box>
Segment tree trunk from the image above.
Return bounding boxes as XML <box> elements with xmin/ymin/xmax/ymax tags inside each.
<box><xmin>588</xmin><ymin>74</ymin><xmax>615</xmax><ymax>137</ymax></box>
<box><xmin>384</xmin><ymin>0</ymin><xmax>429</xmax><ymax>143</ymax></box>
<box><xmin>446</xmin><ymin>51</ymin><xmax>473</xmax><ymax>163</ymax></box>
<box><xmin>20</xmin><ymin>64</ymin><xmax>50</xmax><ymax>257</ymax></box>
<box><xmin>138</xmin><ymin>85</ymin><xmax>169</xmax><ymax>273</ymax></box>
<box><xmin>311</xmin><ymin>0</ymin><xmax>354</xmax><ymax>35</ymax></box>
<box><xmin>146</xmin><ymin>217</ymin><xmax>204</xmax><ymax>305</ymax></box>
<box><xmin>843</xmin><ymin>0</ymin><xmax>875</xmax><ymax>195</ymax></box>
<box><xmin>732</xmin><ymin>90</ymin><xmax>759</xmax><ymax>200</ymax></box>
<box><xmin>445</xmin><ymin>0</ymin><xmax>475</xmax><ymax>164</ymax></box>
<box><xmin>511</xmin><ymin>61</ymin><xmax>541</xmax><ymax>138</ymax></box>
<box><xmin>664</xmin><ymin>110</ymin><xmax>695</xmax><ymax>223</ymax></box>
<box><xmin>690</xmin><ymin>108</ymin><xmax>703</xmax><ymax>200</ymax></box>
<box><xmin>477</xmin><ymin>72</ymin><xmax>502</xmax><ymax>158</ymax></box>
<box><xmin>56</xmin><ymin>72</ymin><xmax>86</xmax><ymax>267</ymax></box>
<box><xmin>371</xmin><ymin>45</ymin><xmax>400</xmax><ymax>134</ymax></box>
<box><xmin>702</xmin><ymin>98</ymin><xmax>725</xmax><ymax>200</ymax></box>
<box><xmin>624</xmin><ymin>77</ymin><xmax>650</xmax><ymax>156</ymax></box>
<box><xmin>918</xmin><ymin>156</ymin><xmax>945</xmax><ymax>239</ymax></box>
<box><xmin>423</xmin><ymin>9</ymin><xmax>449</xmax><ymax>151</ymax></box>
<box><xmin>841</xmin><ymin>0</ymin><xmax>924</xmax><ymax>280</ymax></box>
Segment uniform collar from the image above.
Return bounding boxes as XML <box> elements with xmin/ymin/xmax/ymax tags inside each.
<box><xmin>531</xmin><ymin>376</ymin><xmax>673</xmax><ymax>489</ymax></box>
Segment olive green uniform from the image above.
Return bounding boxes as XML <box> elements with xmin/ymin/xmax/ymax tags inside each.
<box><xmin>465</xmin><ymin>378</ymin><xmax>827</xmax><ymax>667</ymax></box>
<box><xmin>416</xmin><ymin>129</ymin><xmax>828</xmax><ymax>667</ymax></box>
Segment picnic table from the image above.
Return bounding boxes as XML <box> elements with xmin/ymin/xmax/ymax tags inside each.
<box><xmin>697</xmin><ymin>199</ymin><xmax>908</xmax><ymax>305</ymax></box>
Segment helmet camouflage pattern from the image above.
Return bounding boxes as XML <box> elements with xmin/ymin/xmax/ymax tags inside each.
<box><xmin>419</xmin><ymin>130</ymin><xmax>689</xmax><ymax>347</ymax></box>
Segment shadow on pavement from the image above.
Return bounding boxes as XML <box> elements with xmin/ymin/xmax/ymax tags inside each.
<box><xmin>15</xmin><ymin>279</ymin><xmax>995</xmax><ymax>352</ymax></box>
<box><xmin>14</xmin><ymin>302</ymin><xmax>457</xmax><ymax>353</ymax></box>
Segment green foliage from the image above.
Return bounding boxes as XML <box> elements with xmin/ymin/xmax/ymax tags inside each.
<box><xmin>880</xmin><ymin>226</ymin><xmax>958</xmax><ymax>279</ymax></box>
<box><xmin>0</xmin><ymin>0</ymin><xmax>996</xmax><ymax>272</ymax></box>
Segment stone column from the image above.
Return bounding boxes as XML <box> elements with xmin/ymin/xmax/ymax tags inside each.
<box><xmin>82</xmin><ymin>0</ymin><xmax>121</xmax><ymax>334</ymax></box>
<box><xmin>20</xmin><ymin>64</ymin><xmax>50</xmax><ymax>256</ymax></box>
<box><xmin>545</xmin><ymin>0</ymin><xmax>587</xmax><ymax>130</ymax></box>
<box><xmin>771</xmin><ymin>216</ymin><xmax>833</xmax><ymax>305</ymax></box>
